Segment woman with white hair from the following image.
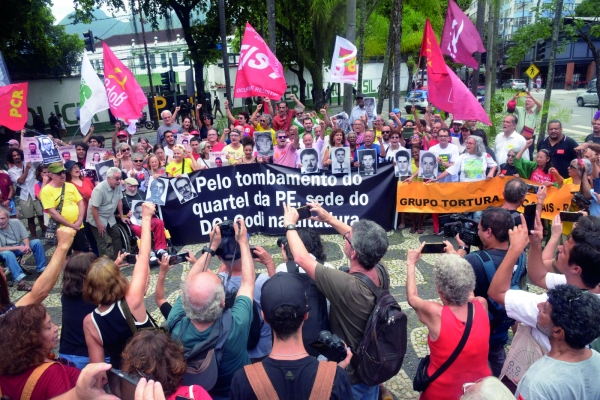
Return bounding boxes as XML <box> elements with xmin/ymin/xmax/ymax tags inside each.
<box><xmin>461</xmin><ymin>376</ymin><xmax>514</xmax><ymax>400</ymax></box>
<box><xmin>407</xmin><ymin>247</ymin><xmax>491</xmax><ymax>400</ymax></box>
<box><xmin>436</xmin><ymin>135</ymin><xmax>497</xmax><ymax>182</ymax></box>
<box><xmin>166</xmin><ymin>144</ymin><xmax>200</xmax><ymax>177</ymax></box>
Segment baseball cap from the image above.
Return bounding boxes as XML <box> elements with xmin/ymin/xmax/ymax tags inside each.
<box><xmin>117</xmin><ymin>130</ymin><xmax>128</xmax><ymax>137</ymax></box>
<box><xmin>123</xmin><ymin>177</ymin><xmax>139</xmax><ymax>186</ymax></box>
<box><xmin>452</xmin><ymin>120</ymin><xmax>464</xmax><ymax>125</ymax></box>
<box><xmin>48</xmin><ymin>162</ymin><xmax>65</xmax><ymax>174</ymax></box>
<box><xmin>64</xmin><ymin>160</ymin><xmax>83</xmax><ymax>174</ymax></box>
<box><xmin>261</xmin><ymin>272</ymin><xmax>311</xmax><ymax>322</ymax></box>
<box><xmin>190</xmin><ymin>130</ymin><xmax>200</xmax><ymax>136</ymax></box>
<box><xmin>393</xmin><ymin>108</ymin><xmax>400</xmax><ymax>114</ymax></box>
<box><xmin>356</xmin><ymin>93</ymin><xmax>366</xmax><ymax>99</ymax></box>
<box><xmin>8</xmin><ymin>139</ymin><xmax>19</xmax><ymax>145</ymax></box>
<box><xmin>507</xmin><ymin>99</ymin><xmax>517</xmax><ymax>113</ymax></box>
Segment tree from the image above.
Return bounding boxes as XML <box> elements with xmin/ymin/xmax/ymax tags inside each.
<box><xmin>573</xmin><ymin>0</ymin><xmax>600</xmax><ymax>109</ymax></box>
<box><xmin>0</xmin><ymin>0</ymin><xmax>83</xmax><ymax>80</ymax></box>
<box><xmin>356</xmin><ymin>0</ymin><xmax>382</xmax><ymax>94</ymax></box>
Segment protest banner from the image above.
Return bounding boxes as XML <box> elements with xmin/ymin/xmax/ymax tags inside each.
<box><xmin>396</xmin><ymin>176</ymin><xmax>576</xmax><ymax>220</ymax></box>
<box><xmin>22</xmin><ymin>137</ymin><xmax>43</xmax><ymax>163</ymax></box>
<box><xmin>161</xmin><ymin>163</ymin><xmax>397</xmax><ymax>244</ymax></box>
<box><xmin>0</xmin><ymin>82</ymin><xmax>28</xmax><ymax>131</ymax></box>
<box><xmin>59</xmin><ymin>145</ymin><xmax>77</xmax><ymax>163</ymax></box>
<box><xmin>86</xmin><ymin>147</ymin><xmax>108</xmax><ymax>168</ymax></box>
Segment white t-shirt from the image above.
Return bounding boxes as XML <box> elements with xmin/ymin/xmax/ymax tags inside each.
<box><xmin>494</xmin><ymin>131</ymin><xmax>529</xmax><ymax>165</ymax></box>
<box><xmin>505</xmin><ymin>273</ymin><xmax>597</xmax><ymax>352</ymax></box>
<box><xmin>383</xmin><ymin>144</ymin><xmax>406</xmax><ymax>163</ymax></box>
<box><xmin>444</xmin><ymin>152</ymin><xmax>497</xmax><ymax>182</ymax></box>
<box><xmin>429</xmin><ymin>143</ymin><xmax>460</xmax><ymax>182</ymax></box>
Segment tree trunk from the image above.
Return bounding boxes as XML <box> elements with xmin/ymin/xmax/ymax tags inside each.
<box><xmin>357</xmin><ymin>0</ymin><xmax>366</xmax><ymax>94</ymax></box>
<box><xmin>537</xmin><ymin>0</ymin><xmax>563</xmax><ymax>146</ymax></box>
<box><xmin>267</xmin><ymin>0</ymin><xmax>276</xmax><ymax>56</ymax></box>
<box><xmin>218</xmin><ymin>0</ymin><xmax>231</xmax><ymax>103</ymax></box>
<box><xmin>343</xmin><ymin>0</ymin><xmax>357</xmax><ymax>113</ymax></box>
<box><xmin>484</xmin><ymin>0</ymin><xmax>497</xmax><ymax>114</ymax></box>
<box><xmin>377</xmin><ymin>14</ymin><xmax>395</xmax><ymax>115</ymax></box>
<box><xmin>471</xmin><ymin>0</ymin><xmax>486</xmax><ymax>97</ymax></box>
<box><xmin>392</xmin><ymin>0</ymin><xmax>403</xmax><ymax>108</ymax></box>
<box><xmin>290</xmin><ymin>65</ymin><xmax>307</xmax><ymax>104</ymax></box>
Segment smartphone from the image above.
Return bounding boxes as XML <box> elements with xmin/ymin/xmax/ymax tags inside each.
<box><xmin>421</xmin><ymin>243</ymin><xmax>446</xmax><ymax>254</ymax></box>
<box><xmin>169</xmin><ymin>252</ymin><xmax>189</xmax><ymax>265</ymax></box>
<box><xmin>527</xmin><ymin>184</ymin><xmax>539</xmax><ymax>194</ymax></box>
<box><xmin>593</xmin><ymin>178</ymin><xmax>600</xmax><ymax>194</ymax></box>
<box><xmin>517</xmin><ymin>91</ymin><xmax>528</xmax><ymax>97</ymax></box>
<box><xmin>125</xmin><ymin>254</ymin><xmax>137</xmax><ymax>264</ymax></box>
<box><xmin>107</xmin><ymin>368</ymin><xmax>138</xmax><ymax>400</ymax></box>
<box><xmin>560</xmin><ymin>212</ymin><xmax>583</xmax><ymax>223</ymax></box>
<box><xmin>403</xmin><ymin>127</ymin><xmax>414</xmax><ymax>140</ymax></box>
<box><xmin>297</xmin><ymin>206</ymin><xmax>312</xmax><ymax>220</ymax></box>
<box><xmin>523</xmin><ymin>204</ymin><xmax>537</xmax><ymax>233</ymax></box>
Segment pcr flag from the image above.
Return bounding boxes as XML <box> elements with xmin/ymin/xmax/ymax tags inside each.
<box><xmin>441</xmin><ymin>0</ymin><xmax>486</xmax><ymax>69</ymax></box>
<box><xmin>420</xmin><ymin>20</ymin><xmax>490</xmax><ymax>125</ymax></box>
<box><xmin>234</xmin><ymin>22</ymin><xmax>287</xmax><ymax>99</ymax></box>
<box><xmin>102</xmin><ymin>42</ymin><xmax>148</xmax><ymax>121</ymax></box>
<box><xmin>0</xmin><ymin>83</ymin><xmax>28</xmax><ymax>131</ymax></box>
<box><xmin>80</xmin><ymin>53</ymin><xmax>109</xmax><ymax>135</ymax></box>
<box><xmin>329</xmin><ymin>36</ymin><xmax>358</xmax><ymax>84</ymax></box>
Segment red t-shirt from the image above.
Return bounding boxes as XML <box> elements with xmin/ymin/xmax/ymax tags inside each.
<box><xmin>242</xmin><ymin>124</ymin><xmax>255</xmax><ymax>138</ymax></box>
<box><xmin>272</xmin><ymin>109</ymin><xmax>295</xmax><ymax>131</ymax></box>
<box><xmin>71</xmin><ymin>177</ymin><xmax>95</xmax><ymax>208</ymax></box>
<box><xmin>0</xmin><ymin>172</ymin><xmax>12</xmax><ymax>202</ymax></box>
<box><xmin>529</xmin><ymin>167</ymin><xmax>556</xmax><ymax>185</ymax></box>
<box><xmin>191</xmin><ymin>152</ymin><xmax>201</xmax><ymax>161</ymax></box>
<box><xmin>211</xmin><ymin>142</ymin><xmax>226</xmax><ymax>152</ymax></box>
<box><xmin>0</xmin><ymin>363</ymin><xmax>80</xmax><ymax>400</ymax></box>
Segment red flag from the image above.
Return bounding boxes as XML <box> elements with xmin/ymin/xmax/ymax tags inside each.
<box><xmin>441</xmin><ymin>0</ymin><xmax>486</xmax><ymax>69</ymax></box>
<box><xmin>103</xmin><ymin>42</ymin><xmax>148</xmax><ymax>121</ymax></box>
<box><xmin>0</xmin><ymin>83</ymin><xmax>28</xmax><ymax>131</ymax></box>
<box><xmin>420</xmin><ymin>20</ymin><xmax>490</xmax><ymax>125</ymax></box>
<box><xmin>234</xmin><ymin>22</ymin><xmax>286</xmax><ymax>99</ymax></box>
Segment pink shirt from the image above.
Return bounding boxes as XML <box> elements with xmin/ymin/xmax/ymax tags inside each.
<box><xmin>273</xmin><ymin>143</ymin><xmax>298</xmax><ymax>168</ymax></box>
<box><xmin>211</xmin><ymin>142</ymin><xmax>226</xmax><ymax>152</ymax></box>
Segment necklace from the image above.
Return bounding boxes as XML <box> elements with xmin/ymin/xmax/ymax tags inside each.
<box><xmin>270</xmin><ymin>352</ymin><xmax>308</xmax><ymax>357</ymax></box>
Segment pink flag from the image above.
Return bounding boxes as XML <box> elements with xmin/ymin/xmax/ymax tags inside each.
<box><xmin>421</xmin><ymin>20</ymin><xmax>490</xmax><ymax>125</ymax></box>
<box><xmin>441</xmin><ymin>0</ymin><xmax>485</xmax><ymax>69</ymax></box>
<box><xmin>103</xmin><ymin>42</ymin><xmax>148</xmax><ymax>121</ymax></box>
<box><xmin>234</xmin><ymin>23</ymin><xmax>287</xmax><ymax>99</ymax></box>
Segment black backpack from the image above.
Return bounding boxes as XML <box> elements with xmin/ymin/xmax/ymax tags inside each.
<box><xmin>351</xmin><ymin>264</ymin><xmax>408</xmax><ymax>386</ymax></box>
<box><xmin>286</xmin><ymin>261</ymin><xmax>330</xmax><ymax>357</ymax></box>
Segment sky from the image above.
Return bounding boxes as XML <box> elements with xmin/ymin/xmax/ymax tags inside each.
<box><xmin>50</xmin><ymin>0</ymin><xmax>128</xmax><ymax>24</ymax></box>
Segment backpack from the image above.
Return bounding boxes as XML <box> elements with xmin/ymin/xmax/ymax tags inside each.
<box><xmin>171</xmin><ymin>309</ymin><xmax>233</xmax><ymax>391</ymax></box>
<box><xmin>472</xmin><ymin>250</ymin><xmax>527</xmax><ymax>341</ymax></box>
<box><xmin>350</xmin><ymin>264</ymin><xmax>408</xmax><ymax>386</ymax></box>
<box><xmin>286</xmin><ymin>261</ymin><xmax>330</xmax><ymax>357</ymax></box>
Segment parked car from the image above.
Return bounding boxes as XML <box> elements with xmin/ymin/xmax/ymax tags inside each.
<box><xmin>502</xmin><ymin>79</ymin><xmax>527</xmax><ymax>90</ymax></box>
<box><xmin>404</xmin><ymin>90</ymin><xmax>428</xmax><ymax>113</ymax></box>
<box><xmin>577</xmin><ymin>88</ymin><xmax>599</xmax><ymax>107</ymax></box>
<box><xmin>588</xmin><ymin>78</ymin><xmax>597</xmax><ymax>91</ymax></box>
<box><xmin>476</xmin><ymin>87</ymin><xmax>485</xmax><ymax>105</ymax></box>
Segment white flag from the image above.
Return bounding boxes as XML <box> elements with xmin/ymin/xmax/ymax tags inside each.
<box><xmin>79</xmin><ymin>53</ymin><xmax>109</xmax><ymax>135</ymax></box>
<box><xmin>329</xmin><ymin>36</ymin><xmax>358</xmax><ymax>84</ymax></box>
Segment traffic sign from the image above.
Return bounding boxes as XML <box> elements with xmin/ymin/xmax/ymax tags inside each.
<box><xmin>526</xmin><ymin>64</ymin><xmax>540</xmax><ymax>79</ymax></box>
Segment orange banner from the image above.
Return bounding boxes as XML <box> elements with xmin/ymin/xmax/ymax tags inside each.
<box><xmin>396</xmin><ymin>177</ymin><xmax>576</xmax><ymax>220</ymax></box>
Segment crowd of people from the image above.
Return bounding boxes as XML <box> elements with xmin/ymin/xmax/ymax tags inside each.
<box><xmin>0</xmin><ymin>90</ymin><xmax>600</xmax><ymax>400</ymax></box>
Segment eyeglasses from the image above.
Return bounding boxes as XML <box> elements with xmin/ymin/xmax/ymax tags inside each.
<box><xmin>134</xmin><ymin>159</ymin><xmax>144</xmax><ymax>162</ymax></box>
<box><xmin>53</xmin><ymin>171</ymin><xmax>66</xmax><ymax>175</ymax></box>
<box><xmin>382</xmin><ymin>130</ymin><xmax>391</xmax><ymax>133</ymax></box>
<box><xmin>277</xmin><ymin>136</ymin><xmax>287</xmax><ymax>139</ymax></box>
<box><xmin>123</xmin><ymin>148</ymin><xmax>131</xmax><ymax>152</ymax></box>
<box><xmin>260</xmin><ymin>120</ymin><xmax>268</xmax><ymax>123</ymax></box>
<box><xmin>507</xmin><ymin>154</ymin><xmax>516</xmax><ymax>158</ymax></box>
<box><xmin>343</xmin><ymin>231</ymin><xmax>353</xmax><ymax>249</ymax></box>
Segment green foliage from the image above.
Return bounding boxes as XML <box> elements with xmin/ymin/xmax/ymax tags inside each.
<box><xmin>0</xmin><ymin>0</ymin><xmax>84</xmax><ymax>79</ymax></box>
<box><xmin>505</xmin><ymin>23</ymin><xmax>552</xmax><ymax>68</ymax></box>
<box><xmin>401</xmin><ymin>0</ymin><xmax>445</xmax><ymax>55</ymax></box>
<box><xmin>364</xmin><ymin>13</ymin><xmax>389</xmax><ymax>58</ymax></box>
<box><xmin>575</xmin><ymin>0</ymin><xmax>600</xmax><ymax>17</ymax></box>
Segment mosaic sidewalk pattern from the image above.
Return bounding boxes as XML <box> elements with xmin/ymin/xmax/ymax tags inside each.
<box><xmin>6</xmin><ymin>224</ymin><xmax>542</xmax><ymax>399</ymax></box>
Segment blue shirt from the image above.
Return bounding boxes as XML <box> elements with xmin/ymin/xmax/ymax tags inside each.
<box><xmin>353</xmin><ymin>143</ymin><xmax>382</xmax><ymax>163</ymax></box>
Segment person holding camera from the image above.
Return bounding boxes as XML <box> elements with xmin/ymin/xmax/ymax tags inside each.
<box><xmin>230</xmin><ymin>272</ymin><xmax>353</xmax><ymax>400</ymax></box>
<box><xmin>282</xmin><ymin>202</ymin><xmax>391</xmax><ymax>399</ymax></box>
<box><xmin>444</xmin><ymin>207</ymin><xmax>526</xmax><ymax>377</ymax></box>
<box><xmin>167</xmin><ymin>219</ymin><xmax>254</xmax><ymax>399</ymax></box>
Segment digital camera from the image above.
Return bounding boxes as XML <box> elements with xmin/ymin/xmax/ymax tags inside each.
<box><xmin>443</xmin><ymin>215</ymin><xmax>482</xmax><ymax>247</ymax></box>
<box><xmin>572</xmin><ymin>192</ymin><xmax>591</xmax><ymax>210</ymax></box>
<box><xmin>310</xmin><ymin>330</ymin><xmax>348</xmax><ymax>363</ymax></box>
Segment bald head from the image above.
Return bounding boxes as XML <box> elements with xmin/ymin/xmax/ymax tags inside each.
<box><xmin>181</xmin><ymin>272</ymin><xmax>225</xmax><ymax>323</ymax></box>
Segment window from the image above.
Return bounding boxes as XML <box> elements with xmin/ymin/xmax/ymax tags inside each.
<box><xmin>172</xmin><ymin>52</ymin><xmax>179</xmax><ymax>67</ymax></box>
<box><xmin>138</xmin><ymin>55</ymin><xmax>146</xmax><ymax>69</ymax></box>
<box><xmin>161</xmin><ymin>53</ymin><xmax>167</xmax><ymax>68</ymax></box>
<box><xmin>150</xmin><ymin>54</ymin><xmax>156</xmax><ymax>69</ymax></box>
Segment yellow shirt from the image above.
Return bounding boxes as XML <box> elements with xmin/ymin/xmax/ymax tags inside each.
<box><xmin>223</xmin><ymin>144</ymin><xmax>245</xmax><ymax>165</ymax></box>
<box><xmin>561</xmin><ymin>177</ymin><xmax>579</xmax><ymax>235</ymax></box>
<box><xmin>166</xmin><ymin>159</ymin><xmax>194</xmax><ymax>176</ymax></box>
<box><xmin>40</xmin><ymin>182</ymin><xmax>83</xmax><ymax>227</ymax></box>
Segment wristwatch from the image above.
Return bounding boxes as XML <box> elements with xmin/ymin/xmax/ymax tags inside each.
<box><xmin>202</xmin><ymin>246</ymin><xmax>216</xmax><ymax>257</ymax></box>
<box><xmin>286</xmin><ymin>224</ymin><xmax>297</xmax><ymax>231</ymax></box>
<box><xmin>458</xmin><ymin>245</ymin><xmax>469</xmax><ymax>252</ymax></box>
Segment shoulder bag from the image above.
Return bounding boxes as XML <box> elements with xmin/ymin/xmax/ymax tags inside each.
<box><xmin>44</xmin><ymin>184</ymin><xmax>65</xmax><ymax>246</ymax></box>
<box><xmin>413</xmin><ymin>302</ymin><xmax>473</xmax><ymax>392</ymax></box>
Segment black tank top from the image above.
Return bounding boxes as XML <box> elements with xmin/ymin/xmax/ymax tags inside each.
<box><xmin>59</xmin><ymin>295</ymin><xmax>97</xmax><ymax>356</ymax></box>
<box><xmin>91</xmin><ymin>299</ymin><xmax>153</xmax><ymax>368</ymax></box>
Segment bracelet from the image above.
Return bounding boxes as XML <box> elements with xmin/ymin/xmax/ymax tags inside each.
<box><xmin>202</xmin><ymin>246</ymin><xmax>216</xmax><ymax>257</ymax></box>
<box><xmin>458</xmin><ymin>245</ymin><xmax>469</xmax><ymax>251</ymax></box>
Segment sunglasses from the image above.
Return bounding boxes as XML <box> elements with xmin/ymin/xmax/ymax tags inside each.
<box><xmin>343</xmin><ymin>232</ymin><xmax>354</xmax><ymax>248</ymax></box>
<box><xmin>134</xmin><ymin>159</ymin><xmax>144</xmax><ymax>162</ymax></box>
<box><xmin>123</xmin><ymin>148</ymin><xmax>131</xmax><ymax>152</ymax></box>
<box><xmin>277</xmin><ymin>136</ymin><xmax>287</xmax><ymax>139</ymax></box>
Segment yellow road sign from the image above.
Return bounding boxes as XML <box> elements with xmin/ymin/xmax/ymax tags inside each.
<box><xmin>526</xmin><ymin>64</ymin><xmax>540</xmax><ymax>79</ymax></box>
